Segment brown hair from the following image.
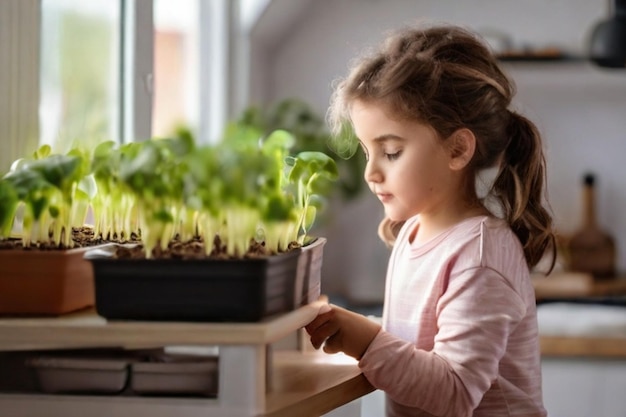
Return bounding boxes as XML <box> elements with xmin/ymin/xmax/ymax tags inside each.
<box><xmin>328</xmin><ymin>24</ymin><xmax>555</xmax><ymax>271</ymax></box>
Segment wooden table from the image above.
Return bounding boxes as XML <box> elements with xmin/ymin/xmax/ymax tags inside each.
<box><xmin>0</xmin><ymin>302</ymin><xmax>374</xmax><ymax>417</ymax></box>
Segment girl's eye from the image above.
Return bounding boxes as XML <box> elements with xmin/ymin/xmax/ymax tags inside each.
<box><xmin>385</xmin><ymin>151</ymin><xmax>401</xmax><ymax>161</ymax></box>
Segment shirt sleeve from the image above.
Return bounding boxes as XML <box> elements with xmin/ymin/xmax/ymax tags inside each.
<box><xmin>358</xmin><ymin>267</ymin><xmax>527</xmax><ymax>417</ymax></box>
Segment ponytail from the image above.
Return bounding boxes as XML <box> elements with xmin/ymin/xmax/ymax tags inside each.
<box><xmin>378</xmin><ymin>217</ymin><xmax>405</xmax><ymax>249</ymax></box>
<box><xmin>492</xmin><ymin>111</ymin><xmax>556</xmax><ymax>271</ymax></box>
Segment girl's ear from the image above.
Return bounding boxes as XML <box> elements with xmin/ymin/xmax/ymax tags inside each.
<box><xmin>447</xmin><ymin>128</ymin><xmax>476</xmax><ymax>171</ymax></box>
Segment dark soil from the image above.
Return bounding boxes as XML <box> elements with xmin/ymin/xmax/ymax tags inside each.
<box><xmin>114</xmin><ymin>235</ymin><xmax>301</xmax><ymax>260</ymax></box>
<box><xmin>0</xmin><ymin>227</ymin><xmax>301</xmax><ymax>260</ymax></box>
<box><xmin>0</xmin><ymin>226</ymin><xmax>130</xmax><ymax>251</ymax></box>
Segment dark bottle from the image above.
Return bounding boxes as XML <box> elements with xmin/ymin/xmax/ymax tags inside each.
<box><xmin>567</xmin><ymin>173</ymin><xmax>616</xmax><ymax>280</ymax></box>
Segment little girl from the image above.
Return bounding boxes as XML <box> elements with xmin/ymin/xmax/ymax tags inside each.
<box><xmin>305</xmin><ymin>24</ymin><xmax>556</xmax><ymax>417</ymax></box>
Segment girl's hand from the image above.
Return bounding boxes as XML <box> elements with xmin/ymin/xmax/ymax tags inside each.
<box><xmin>304</xmin><ymin>302</ymin><xmax>382</xmax><ymax>360</ymax></box>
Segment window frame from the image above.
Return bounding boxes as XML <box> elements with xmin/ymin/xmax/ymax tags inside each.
<box><xmin>122</xmin><ymin>0</ymin><xmax>154</xmax><ymax>143</ymax></box>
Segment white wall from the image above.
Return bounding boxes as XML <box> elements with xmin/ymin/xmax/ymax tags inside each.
<box><xmin>260</xmin><ymin>0</ymin><xmax>606</xmax><ymax>105</ymax></box>
<box><xmin>250</xmin><ymin>0</ymin><xmax>626</xmax><ymax>302</ymax></box>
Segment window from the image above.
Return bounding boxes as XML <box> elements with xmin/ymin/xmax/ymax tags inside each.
<box><xmin>40</xmin><ymin>0</ymin><xmax>121</xmax><ymax>152</ymax></box>
<box><xmin>1</xmin><ymin>0</ymin><xmax>244</xmax><ymax>173</ymax></box>
<box><xmin>152</xmin><ymin>0</ymin><xmax>199</xmax><ymax>139</ymax></box>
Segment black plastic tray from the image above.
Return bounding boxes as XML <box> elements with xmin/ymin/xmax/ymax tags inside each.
<box><xmin>90</xmin><ymin>249</ymin><xmax>302</xmax><ymax>322</ymax></box>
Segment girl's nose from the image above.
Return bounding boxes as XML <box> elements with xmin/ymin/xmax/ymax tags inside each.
<box><xmin>364</xmin><ymin>159</ymin><xmax>383</xmax><ymax>184</ymax></box>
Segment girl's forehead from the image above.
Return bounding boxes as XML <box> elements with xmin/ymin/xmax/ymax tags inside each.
<box><xmin>349</xmin><ymin>100</ymin><xmax>397</xmax><ymax>127</ymax></box>
<box><xmin>350</xmin><ymin>101</ymin><xmax>396</xmax><ymax>131</ymax></box>
<box><xmin>352</xmin><ymin>111</ymin><xmax>441</xmax><ymax>149</ymax></box>
<box><xmin>350</xmin><ymin>98</ymin><xmax>390</xmax><ymax>114</ymax></box>
<box><xmin>350</xmin><ymin>100</ymin><xmax>429</xmax><ymax>132</ymax></box>
<box><xmin>349</xmin><ymin>99</ymin><xmax>426</xmax><ymax>126</ymax></box>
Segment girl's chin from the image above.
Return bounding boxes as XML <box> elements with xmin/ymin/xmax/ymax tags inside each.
<box><xmin>384</xmin><ymin>208</ymin><xmax>417</xmax><ymax>223</ymax></box>
<box><xmin>383</xmin><ymin>211</ymin><xmax>410</xmax><ymax>223</ymax></box>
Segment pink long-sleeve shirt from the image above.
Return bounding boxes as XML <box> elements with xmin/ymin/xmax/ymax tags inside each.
<box><xmin>359</xmin><ymin>215</ymin><xmax>547</xmax><ymax>417</ymax></box>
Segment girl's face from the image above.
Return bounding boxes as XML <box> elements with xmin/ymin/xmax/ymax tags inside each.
<box><xmin>351</xmin><ymin>100</ymin><xmax>455</xmax><ymax>222</ymax></box>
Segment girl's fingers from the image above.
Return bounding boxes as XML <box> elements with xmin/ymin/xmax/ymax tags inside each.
<box><xmin>304</xmin><ymin>315</ymin><xmax>324</xmax><ymax>335</ymax></box>
<box><xmin>322</xmin><ymin>333</ymin><xmax>342</xmax><ymax>354</ymax></box>
<box><xmin>310</xmin><ymin>332</ymin><xmax>327</xmax><ymax>350</ymax></box>
<box><xmin>309</xmin><ymin>318</ymin><xmax>340</xmax><ymax>349</ymax></box>
<box><xmin>304</xmin><ymin>309</ymin><xmax>333</xmax><ymax>335</ymax></box>
<box><xmin>318</xmin><ymin>303</ymin><xmax>331</xmax><ymax>314</ymax></box>
<box><xmin>304</xmin><ymin>300</ymin><xmax>340</xmax><ymax>350</ymax></box>
<box><xmin>309</xmin><ymin>322</ymin><xmax>333</xmax><ymax>349</ymax></box>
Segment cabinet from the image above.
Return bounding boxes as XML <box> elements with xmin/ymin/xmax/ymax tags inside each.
<box><xmin>0</xmin><ymin>301</ymin><xmax>374</xmax><ymax>417</ymax></box>
<box><xmin>533</xmin><ymin>270</ymin><xmax>626</xmax><ymax>416</ymax></box>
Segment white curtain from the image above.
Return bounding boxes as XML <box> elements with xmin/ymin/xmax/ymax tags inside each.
<box><xmin>0</xmin><ymin>0</ymin><xmax>40</xmax><ymax>173</ymax></box>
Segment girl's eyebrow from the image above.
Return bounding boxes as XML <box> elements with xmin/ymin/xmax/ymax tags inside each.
<box><xmin>358</xmin><ymin>135</ymin><xmax>406</xmax><ymax>148</ymax></box>
<box><xmin>370</xmin><ymin>135</ymin><xmax>406</xmax><ymax>143</ymax></box>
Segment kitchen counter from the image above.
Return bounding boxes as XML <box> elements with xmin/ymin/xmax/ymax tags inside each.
<box><xmin>532</xmin><ymin>271</ymin><xmax>626</xmax><ymax>301</ymax></box>
<box><xmin>540</xmin><ymin>335</ymin><xmax>626</xmax><ymax>358</ymax></box>
<box><xmin>527</xmin><ymin>273</ymin><xmax>626</xmax><ymax>417</ymax></box>
<box><xmin>537</xmin><ymin>298</ymin><xmax>626</xmax><ymax>417</ymax></box>
<box><xmin>532</xmin><ymin>271</ymin><xmax>626</xmax><ymax>358</ymax></box>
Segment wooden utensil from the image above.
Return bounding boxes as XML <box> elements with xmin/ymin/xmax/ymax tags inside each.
<box><xmin>567</xmin><ymin>173</ymin><xmax>616</xmax><ymax>280</ymax></box>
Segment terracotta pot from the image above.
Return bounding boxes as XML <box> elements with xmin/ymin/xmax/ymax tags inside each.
<box><xmin>0</xmin><ymin>247</ymin><xmax>95</xmax><ymax>315</ymax></box>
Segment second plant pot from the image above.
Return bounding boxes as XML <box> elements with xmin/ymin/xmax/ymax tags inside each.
<box><xmin>88</xmin><ymin>237</ymin><xmax>326</xmax><ymax>322</ymax></box>
<box><xmin>0</xmin><ymin>247</ymin><xmax>97</xmax><ymax>316</ymax></box>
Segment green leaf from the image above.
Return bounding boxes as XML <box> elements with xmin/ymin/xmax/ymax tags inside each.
<box><xmin>26</xmin><ymin>154</ymin><xmax>82</xmax><ymax>192</ymax></box>
<box><xmin>31</xmin><ymin>195</ymin><xmax>49</xmax><ymax>220</ymax></box>
<box><xmin>263</xmin><ymin>194</ymin><xmax>294</xmax><ymax>221</ymax></box>
<box><xmin>3</xmin><ymin>168</ymin><xmax>50</xmax><ymax>200</ymax></box>
<box><xmin>48</xmin><ymin>205</ymin><xmax>60</xmax><ymax>218</ymax></box>
<box><xmin>78</xmin><ymin>174</ymin><xmax>98</xmax><ymax>200</ymax></box>
<box><xmin>0</xmin><ymin>180</ymin><xmax>18</xmax><ymax>237</ymax></box>
<box><xmin>262</xmin><ymin>129</ymin><xmax>295</xmax><ymax>152</ymax></box>
<box><xmin>223</xmin><ymin>122</ymin><xmax>263</xmax><ymax>150</ymax></box>
<box><xmin>153</xmin><ymin>208</ymin><xmax>174</xmax><ymax>223</ymax></box>
<box><xmin>33</xmin><ymin>144</ymin><xmax>52</xmax><ymax>160</ymax></box>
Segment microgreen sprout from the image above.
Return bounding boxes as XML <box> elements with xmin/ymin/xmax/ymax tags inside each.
<box><xmin>1</xmin><ymin>127</ymin><xmax>338</xmax><ymax>257</ymax></box>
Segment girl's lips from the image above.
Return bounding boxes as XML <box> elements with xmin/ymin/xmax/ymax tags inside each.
<box><xmin>377</xmin><ymin>193</ymin><xmax>393</xmax><ymax>203</ymax></box>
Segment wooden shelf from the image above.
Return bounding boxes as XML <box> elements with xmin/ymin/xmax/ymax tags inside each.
<box><xmin>0</xmin><ymin>302</ymin><xmax>375</xmax><ymax>416</ymax></box>
<box><xmin>0</xmin><ymin>303</ymin><xmax>323</xmax><ymax>351</ymax></box>
<box><xmin>497</xmin><ymin>54</ymin><xmax>585</xmax><ymax>63</ymax></box>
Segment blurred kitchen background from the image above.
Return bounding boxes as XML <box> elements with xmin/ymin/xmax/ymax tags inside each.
<box><xmin>4</xmin><ymin>0</ymin><xmax>625</xmax><ymax>302</ymax></box>
<box><xmin>245</xmin><ymin>0</ymin><xmax>626</xmax><ymax>303</ymax></box>
<box><xmin>1</xmin><ymin>1</ymin><xmax>626</xmax><ymax>416</ymax></box>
